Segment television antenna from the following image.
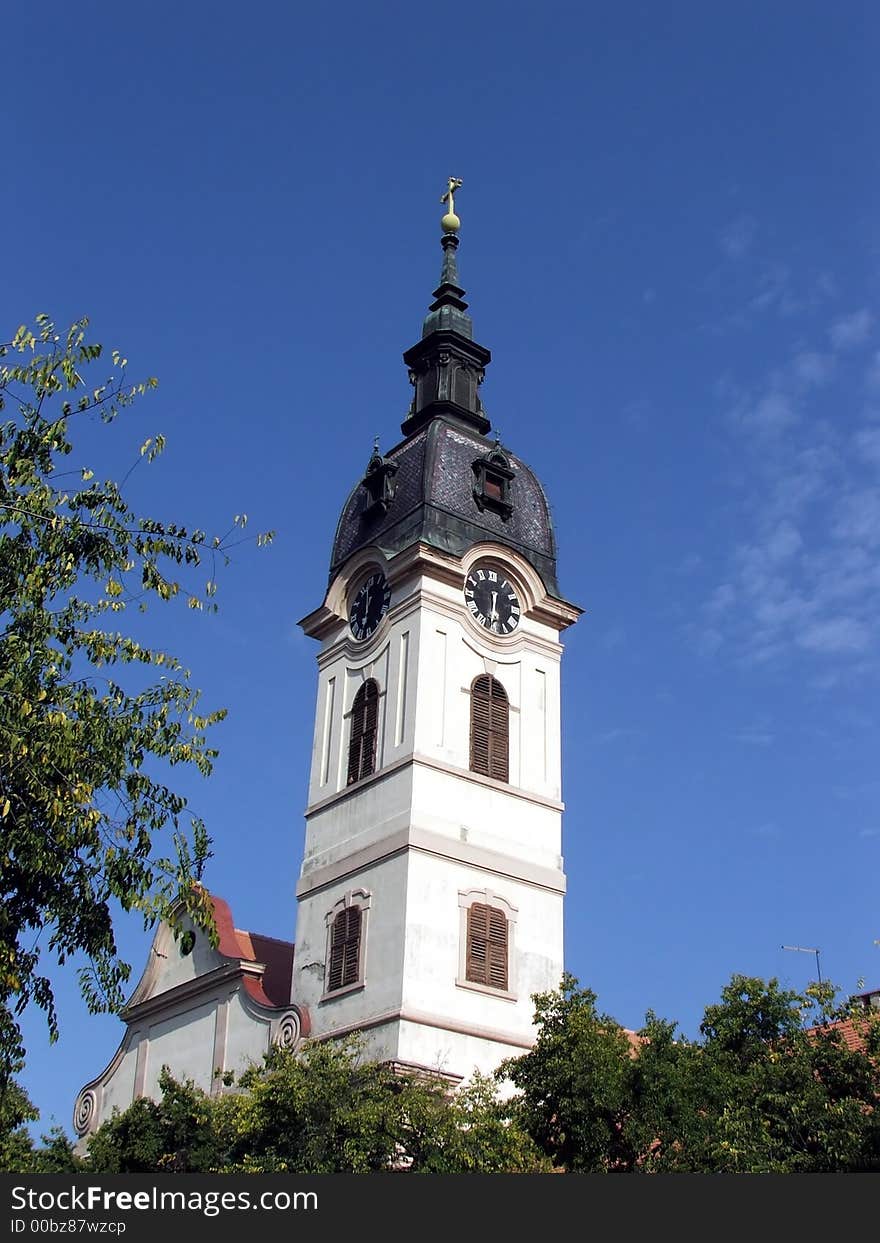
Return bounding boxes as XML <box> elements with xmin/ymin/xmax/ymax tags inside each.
<box><xmin>782</xmin><ymin>944</ymin><xmax>822</xmax><ymax>984</ymax></box>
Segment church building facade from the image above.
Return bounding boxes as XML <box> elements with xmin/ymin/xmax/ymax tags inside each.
<box><xmin>73</xmin><ymin>182</ymin><xmax>581</xmax><ymax>1142</ymax></box>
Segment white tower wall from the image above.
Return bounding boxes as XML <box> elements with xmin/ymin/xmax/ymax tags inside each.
<box><xmin>294</xmin><ymin>544</ymin><xmax>577</xmax><ymax>1080</ymax></box>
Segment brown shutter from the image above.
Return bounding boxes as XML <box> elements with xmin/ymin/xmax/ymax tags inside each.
<box><xmin>466</xmin><ymin>902</ymin><xmax>508</xmax><ymax>990</ymax></box>
<box><xmin>347</xmin><ymin>680</ymin><xmax>379</xmax><ymax>785</ymax></box>
<box><xmin>327</xmin><ymin>905</ymin><xmax>362</xmax><ymax>992</ymax></box>
<box><xmin>488</xmin><ymin>680</ymin><xmax>509</xmax><ymax>782</ymax></box>
<box><xmin>470</xmin><ymin>676</ymin><xmax>491</xmax><ymax>774</ymax></box>
<box><xmin>327</xmin><ymin>914</ymin><xmax>345</xmax><ymax>991</ymax></box>
<box><xmin>360</xmin><ymin>680</ymin><xmax>378</xmax><ymax>780</ymax></box>
<box><xmin>466</xmin><ymin>902</ymin><xmax>489</xmax><ymax>983</ymax></box>
<box><xmin>346</xmin><ymin>687</ymin><xmax>364</xmax><ymax>785</ymax></box>
<box><xmin>488</xmin><ymin>906</ymin><xmax>508</xmax><ymax>989</ymax></box>
<box><xmin>470</xmin><ymin>675</ymin><xmax>508</xmax><ymax>782</ymax></box>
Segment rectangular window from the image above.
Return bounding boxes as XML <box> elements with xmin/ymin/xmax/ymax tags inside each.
<box><xmin>470</xmin><ymin>675</ymin><xmax>509</xmax><ymax>783</ymax></box>
<box><xmin>466</xmin><ymin>903</ymin><xmax>508</xmax><ymax>990</ymax></box>
<box><xmin>327</xmin><ymin>906</ymin><xmax>362</xmax><ymax>992</ymax></box>
<box><xmin>484</xmin><ymin>472</ymin><xmax>504</xmax><ymax>501</ymax></box>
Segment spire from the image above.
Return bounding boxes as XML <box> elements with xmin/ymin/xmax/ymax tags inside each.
<box><xmin>421</xmin><ymin>232</ymin><xmax>473</xmax><ymax>340</ymax></box>
<box><xmin>401</xmin><ymin>178</ymin><xmax>491</xmax><ymax>438</ymax></box>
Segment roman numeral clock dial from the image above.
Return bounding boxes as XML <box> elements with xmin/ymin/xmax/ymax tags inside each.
<box><xmin>464</xmin><ymin>565</ymin><xmax>521</xmax><ymax>635</ymax></box>
<box><xmin>349</xmin><ymin>571</ymin><xmax>391</xmax><ymax>641</ymax></box>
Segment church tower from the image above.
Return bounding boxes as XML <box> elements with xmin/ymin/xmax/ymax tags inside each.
<box><xmin>293</xmin><ymin>182</ymin><xmax>581</xmax><ymax>1081</ymax></box>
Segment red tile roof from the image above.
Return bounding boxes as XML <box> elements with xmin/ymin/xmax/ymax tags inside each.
<box><xmin>207</xmin><ymin>893</ymin><xmax>295</xmax><ymax>1010</ymax></box>
<box><xmin>238</xmin><ymin>931</ymin><xmax>296</xmax><ymax>1009</ymax></box>
<box><xmin>806</xmin><ymin>993</ymin><xmax>880</xmax><ymax>1055</ymax></box>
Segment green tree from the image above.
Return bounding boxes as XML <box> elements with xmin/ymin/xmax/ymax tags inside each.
<box><xmin>403</xmin><ymin>1072</ymin><xmax>548</xmax><ymax>1173</ymax></box>
<box><xmin>0</xmin><ymin>313</ymin><xmax>272</xmax><ymax>1070</ymax></box>
<box><xmin>0</xmin><ymin>1015</ymin><xmax>79</xmax><ymax>1173</ymax></box>
<box><xmin>618</xmin><ymin>1010</ymin><xmax>698</xmax><ymax>1171</ymax></box>
<box><xmin>667</xmin><ymin>976</ymin><xmax>880</xmax><ymax>1172</ymax></box>
<box><xmin>83</xmin><ymin>1040</ymin><xmax>543</xmax><ymax>1174</ymax></box>
<box><xmin>498</xmin><ymin>973</ymin><xmax>636</xmax><ymax>1172</ymax></box>
<box><xmin>0</xmin><ymin>1076</ymin><xmax>38</xmax><ymax>1173</ymax></box>
<box><xmin>218</xmin><ymin>1040</ymin><xmax>409</xmax><ymax>1173</ymax></box>
<box><xmin>502</xmin><ymin>972</ymin><xmax>880</xmax><ymax>1173</ymax></box>
<box><xmin>84</xmin><ymin>1069</ymin><xmax>223</xmax><ymax>1173</ymax></box>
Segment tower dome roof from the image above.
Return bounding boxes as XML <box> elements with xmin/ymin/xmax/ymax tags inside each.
<box><xmin>330</xmin><ymin>420</ymin><xmax>559</xmax><ymax>593</ymax></box>
<box><xmin>329</xmin><ymin>183</ymin><xmax>560</xmax><ymax>596</ymax></box>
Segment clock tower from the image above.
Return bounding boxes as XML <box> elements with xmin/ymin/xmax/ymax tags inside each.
<box><xmin>293</xmin><ymin>183</ymin><xmax>581</xmax><ymax>1080</ymax></box>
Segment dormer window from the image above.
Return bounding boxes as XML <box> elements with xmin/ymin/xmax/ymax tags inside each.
<box><xmin>472</xmin><ymin>443</ymin><xmax>514</xmax><ymax>520</ymax></box>
<box><xmin>361</xmin><ymin>446</ymin><xmax>398</xmax><ymax>519</ymax></box>
<box><xmin>483</xmin><ymin>471</ymin><xmax>504</xmax><ymax>503</ymax></box>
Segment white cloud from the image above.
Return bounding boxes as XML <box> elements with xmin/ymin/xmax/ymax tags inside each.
<box><xmin>591</xmin><ymin>727</ymin><xmax>640</xmax><ymax>745</ymax></box>
<box><xmin>763</xmin><ymin>444</ymin><xmax>837</xmax><ymax>522</ymax></box>
<box><xmin>830</xmin><ymin>308</ymin><xmax>873</xmax><ymax>350</ymax></box>
<box><xmin>706</xmin><ymin>582</ymin><xmax>736</xmax><ymax>613</ymax></box>
<box><xmin>748</xmin><ymin>266</ymin><xmax>833</xmax><ymax>320</ymax></box>
<box><xmin>796</xmin><ymin>617</ymin><xmax>872</xmax><ymax>653</ymax></box>
<box><xmin>602</xmin><ymin>626</ymin><xmax>627</xmax><ymax>650</ymax></box>
<box><xmin>832</xmin><ymin>489</ymin><xmax>880</xmax><ymax>546</ymax></box>
<box><xmin>695</xmin><ymin>625</ymin><xmax>724</xmax><ymax>656</ymax></box>
<box><xmin>750</xmin><ymin>821</ymin><xmax>781</xmax><ymax>838</ymax></box>
<box><xmin>801</xmin><ymin>544</ymin><xmax>879</xmax><ymax>605</ymax></box>
<box><xmin>676</xmin><ymin>552</ymin><xmax>703</xmax><ymax>575</ymax></box>
<box><xmin>854</xmin><ymin>426</ymin><xmax>880</xmax><ymax>468</ymax></box>
<box><xmin>734</xmin><ymin>391</ymin><xmax>798</xmax><ymax>436</ymax></box>
<box><xmin>703</xmin><ymin>286</ymin><xmax>880</xmax><ymax>676</ymax></box>
<box><xmin>702</xmin><ymin>431</ymin><xmax>878</xmax><ymax>669</ymax></box>
<box><xmin>733</xmin><ymin>729</ymin><xmax>775</xmax><ymax>746</ymax></box>
<box><xmin>750</xmin><ymin>265</ymin><xmax>792</xmax><ymax>312</ymax></box>
<box><xmin>765</xmin><ymin>520</ymin><xmax>802</xmax><ymax>563</ymax></box>
<box><xmin>866</xmin><ymin>351</ymin><xmax>880</xmax><ymax>392</ymax></box>
<box><xmin>792</xmin><ymin>351</ymin><xmax>835</xmax><ymax>387</ymax></box>
<box><xmin>834</xmin><ymin>780</ymin><xmax>880</xmax><ymax>801</ymax></box>
<box><xmin>752</xmin><ymin>592</ymin><xmax>814</xmax><ymax>630</ymax></box>
<box><xmin>720</xmin><ymin>215</ymin><xmax>757</xmax><ymax>260</ymax></box>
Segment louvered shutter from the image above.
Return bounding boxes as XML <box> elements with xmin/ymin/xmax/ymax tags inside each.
<box><xmin>347</xmin><ymin>680</ymin><xmax>379</xmax><ymax>785</ymax></box>
<box><xmin>327</xmin><ymin>917</ymin><xmax>345</xmax><ymax>992</ymax></box>
<box><xmin>487</xmin><ymin>906</ymin><xmax>508</xmax><ymax>989</ymax></box>
<box><xmin>470</xmin><ymin>675</ymin><xmax>508</xmax><ymax>782</ymax></box>
<box><xmin>360</xmin><ymin>681</ymin><xmax>378</xmax><ymax>780</ymax></box>
<box><xmin>466</xmin><ymin>902</ymin><xmax>508</xmax><ymax>990</ymax></box>
<box><xmin>488</xmin><ymin>680</ymin><xmax>509</xmax><ymax>782</ymax></box>
<box><xmin>470</xmin><ymin>677</ymin><xmax>491</xmax><ymax>774</ymax></box>
<box><xmin>327</xmin><ymin>905</ymin><xmax>362</xmax><ymax>992</ymax></box>
<box><xmin>466</xmin><ymin>902</ymin><xmax>489</xmax><ymax>983</ymax></box>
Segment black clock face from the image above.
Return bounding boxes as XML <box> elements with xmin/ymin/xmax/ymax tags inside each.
<box><xmin>464</xmin><ymin>565</ymin><xmax>521</xmax><ymax>635</ymax></box>
<box><xmin>349</xmin><ymin>571</ymin><xmax>391</xmax><ymax>640</ymax></box>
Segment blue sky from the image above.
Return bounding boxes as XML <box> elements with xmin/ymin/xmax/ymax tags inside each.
<box><xmin>6</xmin><ymin>2</ymin><xmax>879</xmax><ymax>1134</ymax></box>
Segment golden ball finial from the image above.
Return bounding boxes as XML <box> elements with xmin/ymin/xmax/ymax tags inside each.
<box><xmin>441</xmin><ymin>211</ymin><xmax>461</xmax><ymax>233</ymax></box>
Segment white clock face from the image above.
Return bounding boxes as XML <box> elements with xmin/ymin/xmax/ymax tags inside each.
<box><xmin>464</xmin><ymin>565</ymin><xmax>521</xmax><ymax>635</ymax></box>
<box><xmin>349</xmin><ymin>572</ymin><xmax>391</xmax><ymax>640</ymax></box>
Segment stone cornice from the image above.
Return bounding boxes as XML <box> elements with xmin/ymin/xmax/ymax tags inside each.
<box><xmin>122</xmin><ymin>961</ymin><xmax>281</xmax><ymax>1025</ymax></box>
<box><xmin>304</xmin><ymin>751</ymin><xmax>564</xmax><ymax>818</ymax></box>
<box><xmin>297</xmin><ymin>822</ymin><xmax>566</xmax><ymax>899</ymax></box>
<box><xmin>314</xmin><ymin>1005</ymin><xmax>536</xmax><ymax>1052</ymax></box>
<box><xmin>302</xmin><ymin>541</ymin><xmax>582</xmax><ymax>650</ymax></box>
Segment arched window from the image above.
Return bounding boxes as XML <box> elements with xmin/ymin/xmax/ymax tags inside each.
<box><xmin>465</xmin><ymin>902</ymin><xmax>509</xmax><ymax>991</ymax></box>
<box><xmin>326</xmin><ymin>904</ymin><xmax>363</xmax><ymax>993</ymax></box>
<box><xmin>347</xmin><ymin>679</ymin><xmax>379</xmax><ymax>785</ymax></box>
<box><xmin>470</xmin><ymin>674</ymin><xmax>509</xmax><ymax>782</ymax></box>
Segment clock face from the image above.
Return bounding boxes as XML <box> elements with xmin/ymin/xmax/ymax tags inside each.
<box><xmin>464</xmin><ymin>565</ymin><xmax>521</xmax><ymax>635</ymax></box>
<box><xmin>349</xmin><ymin>571</ymin><xmax>391</xmax><ymax>641</ymax></box>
